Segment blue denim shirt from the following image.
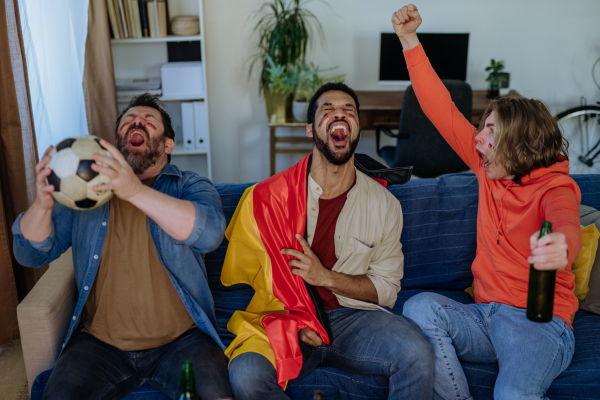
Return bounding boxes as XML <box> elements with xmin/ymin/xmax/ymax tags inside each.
<box><xmin>12</xmin><ymin>163</ymin><xmax>226</xmax><ymax>353</ymax></box>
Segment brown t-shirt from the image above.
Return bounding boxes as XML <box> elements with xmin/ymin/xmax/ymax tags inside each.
<box><xmin>81</xmin><ymin>177</ymin><xmax>195</xmax><ymax>351</ymax></box>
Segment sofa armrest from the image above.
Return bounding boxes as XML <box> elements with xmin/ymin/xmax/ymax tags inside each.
<box><xmin>16</xmin><ymin>248</ymin><xmax>77</xmax><ymax>393</ymax></box>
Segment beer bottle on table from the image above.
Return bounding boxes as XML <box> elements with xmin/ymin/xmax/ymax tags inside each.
<box><xmin>179</xmin><ymin>360</ymin><xmax>201</xmax><ymax>400</ymax></box>
<box><xmin>527</xmin><ymin>221</ymin><xmax>556</xmax><ymax>322</ymax></box>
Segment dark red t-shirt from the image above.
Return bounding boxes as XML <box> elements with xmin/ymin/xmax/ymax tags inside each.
<box><xmin>312</xmin><ymin>181</ymin><xmax>355</xmax><ymax>310</ymax></box>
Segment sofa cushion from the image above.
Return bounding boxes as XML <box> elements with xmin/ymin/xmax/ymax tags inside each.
<box><xmin>387</xmin><ymin>174</ymin><xmax>478</xmax><ymax>289</ymax></box>
<box><xmin>579</xmin><ymin>205</ymin><xmax>600</xmax><ymax>314</ymax></box>
<box><xmin>572</xmin><ymin>224</ymin><xmax>599</xmax><ymax>300</ymax></box>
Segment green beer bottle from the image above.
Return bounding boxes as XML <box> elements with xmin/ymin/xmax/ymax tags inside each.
<box><xmin>179</xmin><ymin>360</ymin><xmax>201</xmax><ymax>400</ymax></box>
<box><xmin>526</xmin><ymin>221</ymin><xmax>556</xmax><ymax>322</ymax></box>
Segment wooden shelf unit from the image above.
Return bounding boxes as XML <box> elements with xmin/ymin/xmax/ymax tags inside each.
<box><xmin>111</xmin><ymin>0</ymin><xmax>212</xmax><ymax>180</ymax></box>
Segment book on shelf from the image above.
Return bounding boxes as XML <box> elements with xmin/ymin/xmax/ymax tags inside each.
<box><xmin>122</xmin><ymin>0</ymin><xmax>133</xmax><ymax>38</ymax></box>
<box><xmin>138</xmin><ymin>0</ymin><xmax>149</xmax><ymax>37</ymax></box>
<box><xmin>117</xmin><ymin>0</ymin><xmax>129</xmax><ymax>38</ymax></box>
<box><xmin>112</xmin><ymin>0</ymin><xmax>125</xmax><ymax>38</ymax></box>
<box><xmin>147</xmin><ymin>1</ymin><xmax>157</xmax><ymax>38</ymax></box>
<box><xmin>108</xmin><ymin>0</ymin><xmax>170</xmax><ymax>40</ymax></box>
<box><xmin>157</xmin><ymin>0</ymin><xmax>167</xmax><ymax>37</ymax></box>
<box><xmin>153</xmin><ymin>1</ymin><xmax>159</xmax><ymax>37</ymax></box>
<box><xmin>131</xmin><ymin>0</ymin><xmax>142</xmax><ymax>38</ymax></box>
<box><xmin>106</xmin><ymin>0</ymin><xmax>120</xmax><ymax>39</ymax></box>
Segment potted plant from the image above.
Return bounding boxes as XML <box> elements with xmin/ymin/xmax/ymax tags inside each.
<box><xmin>485</xmin><ymin>59</ymin><xmax>508</xmax><ymax>99</ymax></box>
<box><xmin>265</xmin><ymin>55</ymin><xmax>301</xmax><ymax>123</ymax></box>
<box><xmin>249</xmin><ymin>0</ymin><xmax>325</xmax><ymax>121</ymax></box>
<box><xmin>292</xmin><ymin>62</ymin><xmax>345</xmax><ymax>122</ymax></box>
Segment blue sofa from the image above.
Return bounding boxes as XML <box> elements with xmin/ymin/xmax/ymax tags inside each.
<box><xmin>31</xmin><ymin>173</ymin><xmax>600</xmax><ymax>400</ymax></box>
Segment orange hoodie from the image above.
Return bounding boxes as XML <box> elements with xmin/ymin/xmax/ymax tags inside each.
<box><xmin>404</xmin><ymin>44</ymin><xmax>582</xmax><ymax>325</ymax></box>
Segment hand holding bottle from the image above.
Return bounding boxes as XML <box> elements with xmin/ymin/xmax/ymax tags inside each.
<box><xmin>527</xmin><ymin>222</ymin><xmax>559</xmax><ymax>322</ymax></box>
<box><xmin>528</xmin><ymin>230</ymin><xmax>569</xmax><ymax>271</ymax></box>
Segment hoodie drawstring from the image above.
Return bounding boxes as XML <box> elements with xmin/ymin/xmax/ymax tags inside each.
<box><xmin>496</xmin><ymin>181</ymin><xmax>513</xmax><ymax>245</ymax></box>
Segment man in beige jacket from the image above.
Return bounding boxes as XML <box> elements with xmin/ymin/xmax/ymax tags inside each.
<box><xmin>227</xmin><ymin>82</ymin><xmax>434</xmax><ymax>400</ymax></box>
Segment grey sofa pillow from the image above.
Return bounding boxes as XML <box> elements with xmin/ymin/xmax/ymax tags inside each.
<box><xmin>579</xmin><ymin>204</ymin><xmax>600</xmax><ymax>314</ymax></box>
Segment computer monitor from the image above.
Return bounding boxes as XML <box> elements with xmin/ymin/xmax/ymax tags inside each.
<box><xmin>379</xmin><ymin>33</ymin><xmax>469</xmax><ymax>84</ymax></box>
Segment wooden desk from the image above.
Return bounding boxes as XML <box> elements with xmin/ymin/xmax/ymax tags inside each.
<box><xmin>269</xmin><ymin>90</ymin><xmax>492</xmax><ymax>176</ymax></box>
<box><xmin>357</xmin><ymin>90</ymin><xmax>491</xmax><ymax>129</ymax></box>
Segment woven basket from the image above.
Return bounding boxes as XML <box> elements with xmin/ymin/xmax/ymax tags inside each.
<box><xmin>171</xmin><ymin>16</ymin><xmax>200</xmax><ymax>36</ymax></box>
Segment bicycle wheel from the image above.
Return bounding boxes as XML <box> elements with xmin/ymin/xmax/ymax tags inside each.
<box><xmin>557</xmin><ymin>105</ymin><xmax>600</xmax><ymax>175</ymax></box>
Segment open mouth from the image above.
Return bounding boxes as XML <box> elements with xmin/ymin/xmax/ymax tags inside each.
<box><xmin>328</xmin><ymin>122</ymin><xmax>349</xmax><ymax>147</ymax></box>
<box><xmin>128</xmin><ymin>129</ymin><xmax>146</xmax><ymax>148</ymax></box>
<box><xmin>477</xmin><ymin>149</ymin><xmax>491</xmax><ymax>170</ymax></box>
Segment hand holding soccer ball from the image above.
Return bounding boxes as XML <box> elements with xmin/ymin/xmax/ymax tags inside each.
<box><xmin>43</xmin><ymin>135</ymin><xmax>114</xmax><ymax>210</ymax></box>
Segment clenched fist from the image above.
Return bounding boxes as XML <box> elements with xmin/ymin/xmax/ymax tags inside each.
<box><xmin>391</xmin><ymin>4</ymin><xmax>422</xmax><ymax>50</ymax></box>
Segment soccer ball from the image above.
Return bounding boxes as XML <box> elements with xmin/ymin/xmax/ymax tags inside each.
<box><xmin>46</xmin><ymin>135</ymin><xmax>113</xmax><ymax>210</ymax></box>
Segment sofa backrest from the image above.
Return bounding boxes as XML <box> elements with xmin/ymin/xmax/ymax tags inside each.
<box><xmin>205</xmin><ymin>174</ymin><xmax>600</xmax><ymax>292</ymax></box>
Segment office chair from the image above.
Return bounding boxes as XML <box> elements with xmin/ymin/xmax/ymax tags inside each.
<box><xmin>375</xmin><ymin>80</ymin><xmax>472</xmax><ymax>178</ymax></box>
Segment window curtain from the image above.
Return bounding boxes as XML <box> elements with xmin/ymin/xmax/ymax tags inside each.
<box><xmin>0</xmin><ymin>0</ymin><xmax>117</xmax><ymax>345</ymax></box>
<box><xmin>0</xmin><ymin>0</ymin><xmax>42</xmax><ymax>346</ymax></box>
<box><xmin>18</xmin><ymin>0</ymin><xmax>117</xmax><ymax>154</ymax></box>
<box><xmin>83</xmin><ymin>0</ymin><xmax>118</xmax><ymax>142</ymax></box>
<box><xmin>18</xmin><ymin>0</ymin><xmax>90</xmax><ymax>155</ymax></box>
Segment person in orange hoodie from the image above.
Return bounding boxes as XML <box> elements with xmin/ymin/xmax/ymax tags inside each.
<box><xmin>393</xmin><ymin>4</ymin><xmax>582</xmax><ymax>400</ymax></box>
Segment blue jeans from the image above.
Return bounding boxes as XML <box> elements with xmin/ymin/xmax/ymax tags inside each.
<box><xmin>42</xmin><ymin>328</ymin><xmax>232</xmax><ymax>400</ymax></box>
<box><xmin>402</xmin><ymin>293</ymin><xmax>575</xmax><ymax>400</ymax></box>
<box><xmin>229</xmin><ymin>307</ymin><xmax>434</xmax><ymax>400</ymax></box>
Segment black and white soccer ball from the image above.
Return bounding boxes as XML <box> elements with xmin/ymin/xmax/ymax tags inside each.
<box><xmin>45</xmin><ymin>135</ymin><xmax>113</xmax><ymax>210</ymax></box>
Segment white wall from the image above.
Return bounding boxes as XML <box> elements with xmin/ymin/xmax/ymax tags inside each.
<box><xmin>203</xmin><ymin>0</ymin><xmax>600</xmax><ymax>183</ymax></box>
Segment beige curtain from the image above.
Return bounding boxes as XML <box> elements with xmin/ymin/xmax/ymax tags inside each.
<box><xmin>83</xmin><ymin>0</ymin><xmax>118</xmax><ymax>143</ymax></box>
<box><xmin>0</xmin><ymin>0</ymin><xmax>43</xmax><ymax>345</ymax></box>
<box><xmin>0</xmin><ymin>0</ymin><xmax>118</xmax><ymax>345</ymax></box>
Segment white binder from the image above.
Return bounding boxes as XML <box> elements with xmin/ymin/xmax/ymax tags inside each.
<box><xmin>181</xmin><ymin>102</ymin><xmax>195</xmax><ymax>151</ymax></box>
<box><xmin>193</xmin><ymin>101</ymin><xmax>210</xmax><ymax>152</ymax></box>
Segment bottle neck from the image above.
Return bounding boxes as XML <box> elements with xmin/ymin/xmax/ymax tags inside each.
<box><xmin>539</xmin><ymin>221</ymin><xmax>553</xmax><ymax>237</ymax></box>
<box><xmin>180</xmin><ymin>363</ymin><xmax>196</xmax><ymax>395</ymax></box>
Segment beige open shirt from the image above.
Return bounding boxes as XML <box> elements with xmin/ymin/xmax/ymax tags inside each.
<box><xmin>306</xmin><ymin>169</ymin><xmax>404</xmax><ymax>310</ymax></box>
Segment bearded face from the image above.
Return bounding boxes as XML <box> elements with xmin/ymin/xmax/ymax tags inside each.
<box><xmin>313</xmin><ymin>121</ymin><xmax>360</xmax><ymax>165</ymax></box>
<box><xmin>310</xmin><ymin>90</ymin><xmax>361</xmax><ymax>166</ymax></box>
<box><xmin>115</xmin><ymin>106</ymin><xmax>171</xmax><ymax>175</ymax></box>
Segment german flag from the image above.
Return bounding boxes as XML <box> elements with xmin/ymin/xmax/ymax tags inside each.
<box><xmin>221</xmin><ymin>153</ymin><xmax>412</xmax><ymax>388</ymax></box>
<box><xmin>221</xmin><ymin>154</ymin><xmax>330</xmax><ymax>388</ymax></box>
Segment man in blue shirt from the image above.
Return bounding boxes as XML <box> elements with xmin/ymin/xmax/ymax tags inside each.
<box><xmin>13</xmin><ymin>94</ymin><xmax>232</xmax><ymax>400</ymax></box>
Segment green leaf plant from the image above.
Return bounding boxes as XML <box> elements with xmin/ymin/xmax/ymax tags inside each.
<box><xmin>485</xmin><ymin>59</ymin><xmax>507</xmax><ymax>90</ymax></box>
<box><xmin>294</xmin><ymin>62</ymin><xmax>345</xmax><ymax>102</ymax></box>
<box><xmin>249</xmin><ymin>0</ymin><xmax>326</xmax><ymax>96</ymax></box>
<box><xmin>265</xmin><ymin>54</ymin><xmax>346</xmax><ymax>101</ymax></box>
